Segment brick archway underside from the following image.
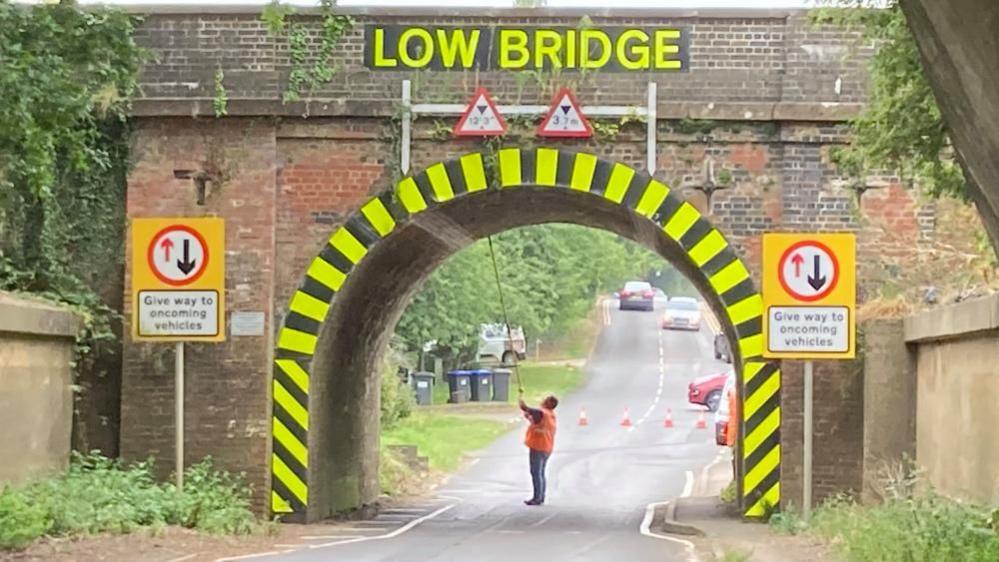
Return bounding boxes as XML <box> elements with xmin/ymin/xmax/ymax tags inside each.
<box><xmin>272</xmin><ymin>147</ymin><xmax>781</xmax><ymax>522</ymax></box>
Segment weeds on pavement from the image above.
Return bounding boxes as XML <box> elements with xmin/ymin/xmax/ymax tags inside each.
<box><xmin>0</xmin><ymin>452</ymin><xmax>263</xmax><ymax>550</ymax></box>
<box><xmin>767</xmin><ymin>465</ymin><xmax>999</xmax><ymax>562</ymax></box>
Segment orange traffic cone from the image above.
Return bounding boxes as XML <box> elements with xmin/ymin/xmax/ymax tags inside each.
<box><xmin>620</xmin><ymin>407</ymin><xmax>633</xmax><ymax>427</ymax></box>
<box><xmin>663</xmin><ymin>408</ymin><xmax>674</xmax><ymax>428</ymax></box>
<box><xmin>695</xmin><ymin>410</ymin><xmax>707</xmax><ymax>429</ymax></box>
<box><xmin>578</xmin><ymin>407</ymin><xmax>589</xmax><ymax>427</ymax></box>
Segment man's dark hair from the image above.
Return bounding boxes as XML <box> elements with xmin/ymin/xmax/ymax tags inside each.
<box><xmin>546</xmin><ymin>395</ymin><xmax>559</xmax><ymax>409</ymax></box>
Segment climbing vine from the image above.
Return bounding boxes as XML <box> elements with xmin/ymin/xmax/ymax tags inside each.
<box><xmin>260</xmin><ymin>0</ymin><xmax>354</xmax><ymax>104</ymax></box>
<box><xmin>812</xmin><ymin>2</ymin><xmax>965</xmax><ymax>199</ymax></box>
<box><xmin>213</xmin><ymin>69</ymin><xmax>229</xmax><ymax>117</ymax></box>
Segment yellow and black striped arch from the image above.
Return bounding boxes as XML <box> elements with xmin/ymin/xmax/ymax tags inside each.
<box><xmin>271</xmin><ymin>148</ymin><xmax>780</xmax><ymax>519</ymax></box>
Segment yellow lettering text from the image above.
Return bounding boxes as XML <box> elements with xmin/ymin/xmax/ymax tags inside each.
<box><xmin>580</xmin><ymin>29</ymin><xmax>612</xmax><ymax>69</ymax></box>
<box><xmin>654</xmin><ymin>29</ymin><xmax>682</xmax><ymax>70</ymax></box>
<box><xmin>616</xmin><ymin>29</ymin><xmax>650</xmax><ymax>70</ymax></box>
<box><xmin>534</xmin><ymin>29</ymin><xmax>563</xmax><ymax>69</ymax></box>
<box><xmin>565</xmin><ymin>29</ymin><xmax>577</xmax><ymax>68</ymax></box>
<box><xmin>372</xmin><ymin>28</ymin><xmax>397</xmax><ymax>68</ymax></box>
<box><xmin>398</xmin><ymin>27</ymin><xmax>434</xmax><ymax>68</ymax></box>
<box><xmin>499</xmin><ymin>29</ymin><xmax>530</xmax><ymax>69</ymax></box>
<box><xmin>436</xmin><ymin>28</ymin><xmax>480</xmax><ymax>68</ymax></box>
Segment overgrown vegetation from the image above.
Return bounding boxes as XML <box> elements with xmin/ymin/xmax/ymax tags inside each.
<box><xmin>0</xmin><ymin>1</ymin><xmax>141</xmax><ymax>323</ymax></box>
<box><xmin>0</xmin><ymin>453</ymin><xmax>263</xmax><ymax>550</ymax></box>
<box><xmin>260</xmin><ymin>0</ymin><xmax>354</xmax><ymax>103</ymax></box>
<box><xmin>813</xmin><ymin>1</ymin><xmax>965</xmax><ymax>199</ymax></box>
<box><xmin>770</xmin><ymin>463</ymin><xmax>999</xmax><ymax>562</ymax></box>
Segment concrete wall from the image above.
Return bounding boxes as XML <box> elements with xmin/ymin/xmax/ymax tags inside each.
<box><xmin>861</xmin><ymin>319</ymin><xmax>916</xmax><ymax>503</ymax></box>
<box><xmin>904</xmin><ymin>294</ymin><xmax>999</xmax><ymax>504</ymax></box>
<box><xmin>0</xmin><ymin>293</ymin><xmax>80</xmax><ymax>485</ymax></box>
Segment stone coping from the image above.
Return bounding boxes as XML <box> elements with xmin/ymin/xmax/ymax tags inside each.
<box><xmin>131</xmin><ymin>99</ymin><xmax>861</xmax><ymax>122</ymax></box>
<box><xmin>0</xmin><ymin>292</ymin><xmax>81</xmax><ymax>339</ymax></box>
<box><xmin>904</xmin><ymin>293</ymin><xmax>999</xmax><ymax>343</ymax></box>
<box><xmin>118</xmin><ymin>5</ymin><xmax>808</xmax><ymax>19</ymax></box>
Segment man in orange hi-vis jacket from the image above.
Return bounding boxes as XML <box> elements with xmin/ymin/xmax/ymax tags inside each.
<box><xmin>519</xmin><ymin>395</ymin><xmax>559</xmax><ymax>506</ymax></box>
<box><xmin>726</xmin><ymin>388</ymin><xmax>738</xmax><ymax>448</ymax></box>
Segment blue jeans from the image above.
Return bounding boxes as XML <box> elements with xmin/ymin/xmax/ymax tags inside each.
<box><xmin>529</xmin><ymin>449</ymin><xmax>550</xmax><ymax>503</ymax></box>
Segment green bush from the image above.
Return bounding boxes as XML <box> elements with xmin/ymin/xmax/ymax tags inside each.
<box><xmin>0</xmin><ymin>453</ymin><xmax>261</xmax><ymax>550</ymax></box>
<box><xmin>380</xmin><ymin>348</ymin><xmax>415</xmax><ymax>429</ymax></box>
<box><xmin>806</xmin><ymin>494</ymin><xmax>999</xmax><ymax>562</ymax></box>
<box><xmin>0</xmin><ymin>490</ymin><xmax>50</xmax><ymax>550</ymax></box>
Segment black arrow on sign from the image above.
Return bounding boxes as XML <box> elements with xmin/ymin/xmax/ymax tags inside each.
<box><xmin>807</xmin><ymin>254</ymin><xmax>826</xmax><ymax>291</ymax></box>
<box><xmin>177</xmin><ymin>239</ymin><xmax>197</xmax><ymax>275</ymax></box>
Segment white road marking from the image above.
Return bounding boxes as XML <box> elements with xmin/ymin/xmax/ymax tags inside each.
<box><xmin>215</xmin><ymin>550</ymin><xmax>293</xmax><ymax>562</ymax></box>
<box><xmin>640</xmin><ymin>501</ymin><xmax>699</xmax><ymax>562</ymax></box>
<box><xmin>682</xmin><ymin>470</ymin><xmax>695</xmax><ymax>498</ymax></box>
<box><xmin>530</xmin><ymin>513</ymin><xmax>557</xmax><ymax>527</ymax></box>
<box><xmin>300</xmin><ymin>528</ymin><xmax>385</xmax><ymax>536</ymax></box>
<box><xmin>308</xmin><ymin>502</ymin><xmax>458</xmax><ymax>549</ymax></box>
<box><xmin>300</xmin><ymin>535</ymin><xmax>367</xmax><ymax>540</ymax></box>
<box><xmin>635</xmin><ymin>331</ymin><xmax>668</xmax><ymax>428</ymax></box>
<box><xmin>165</xmin><ymin>555</ymin><xmax>198</xmax><ymax>562</ymax></box>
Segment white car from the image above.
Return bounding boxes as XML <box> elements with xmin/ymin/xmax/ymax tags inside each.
<box><xmin>714</xmin><ymin>368</ymin><xmax>736</xmax><ymax>446</ymax></box>
<box><xmin>662</xmin><ymin>297</ymin><xmax>702</xmax><ymax>330</ymax></box>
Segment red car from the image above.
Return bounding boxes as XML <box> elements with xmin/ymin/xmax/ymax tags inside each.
<box><xmin>688</xmin><ymin>371</ymin><xmax>728</xmax><ymax>412</ymax></box>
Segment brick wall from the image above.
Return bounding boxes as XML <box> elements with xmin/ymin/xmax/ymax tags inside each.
<box><xmin>130</xmin><ymin>8</ymin><xmax>869</xmax><ymax>111</ymax></box>
<box><xmin>122</xmin><ymin>118</ymin><xmax>278</xmax><ymax>511</ymax></box>
<box><xmin>780</xmin><ymin>357</ymin><xmax>865</xmax><ymax>510</ymax></box>
<box><xmin>118</xmin><ymin>7</ymin><xmax>973</xmax><ymax>513</ymax></box>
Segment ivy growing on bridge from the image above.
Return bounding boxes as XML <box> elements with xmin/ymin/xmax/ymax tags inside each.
<box><xmin>260</xmin><ymin>0</ymin><xmax>354</xmax><ymax>104</ymax></box>
<box><xmin>813</xmin><ymin>1</ymin><xmax>965</xmax><ymax>199</ymax></box>
<box><xmin>0</xmin><ymin>1</ymin><xmax>142</xmax><ymax>331</ymax></box>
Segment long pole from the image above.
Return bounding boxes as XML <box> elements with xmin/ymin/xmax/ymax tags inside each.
<box><xmin>175</xmin><ymin>341</ymin><xmax>185</xmax><ymax>490</ymax></box>
<box><xmin>803</xmin><ymin>360</ymin><xmax>813</xmax><ymax>519</ymax></box>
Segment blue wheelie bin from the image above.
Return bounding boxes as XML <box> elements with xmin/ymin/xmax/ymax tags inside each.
<box><xmin>447</xmin><ymin>370</ymin><xmax>472</xmax><ymax>403</ymax></box>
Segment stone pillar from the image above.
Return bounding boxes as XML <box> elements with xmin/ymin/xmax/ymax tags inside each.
<box><xmin>860</xmin><ymin>319</ymin><xmax>916</xmax><ymax>503</ymax></box>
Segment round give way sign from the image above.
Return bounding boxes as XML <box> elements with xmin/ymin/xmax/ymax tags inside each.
<box><xmin>147</xmin><ymin>225</ymin><xmax>209</xmax><ymax>286</ymax></box>
<box><xmin>777</xmin><ymin>240</ymin><xmax>839</xmax><ymax>302</ymax></box>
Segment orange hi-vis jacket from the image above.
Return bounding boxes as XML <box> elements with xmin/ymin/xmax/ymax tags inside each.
<box><xmin>726</xmin><ymin>389</ymin><xmax>738</xmax><ymax>447</ymax></box>
<box><xmin>524</xmin><ymin>408</ymin><xmax>557</xmax><ymax>454</ymax></box>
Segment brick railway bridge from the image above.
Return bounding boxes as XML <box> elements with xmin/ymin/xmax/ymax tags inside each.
<box><xmin>122</xmin><ymin>6</ymin><xmax>947</xmax><ymax>522</ymax></box>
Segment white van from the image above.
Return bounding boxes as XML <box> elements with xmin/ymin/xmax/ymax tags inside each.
<box><xmin>477</xmin><ymin>323</ymin><xmax>527</xmax><ymax>365</ymax></box>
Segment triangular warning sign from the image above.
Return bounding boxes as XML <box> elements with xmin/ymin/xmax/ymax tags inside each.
<box><xmin>454</xmin><ymin>87</ymin><xmax>507</xmax><ymax>137</ymax></box>
<box><xmin>538</xmin><ymin>88</ymin><xmax>593</xmax><ymax>138</ymax></box>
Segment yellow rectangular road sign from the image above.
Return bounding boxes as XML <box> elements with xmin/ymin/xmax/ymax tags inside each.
<box><xmin>762</xmin><ymin>233</ymin><xmax>855</xmax><ymax>359</ymax></box>
<box><xmin>131</xmin><ymin>217</ymin><xmax>226</xmax><ymax>342</ymax></box>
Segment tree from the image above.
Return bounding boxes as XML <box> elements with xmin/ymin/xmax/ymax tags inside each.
<box><xmin>393</xmin><ymin>224</ymin><xmax>664</xmax><ymax>361</ymax></box>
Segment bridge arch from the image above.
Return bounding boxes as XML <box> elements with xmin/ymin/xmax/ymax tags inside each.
<box><xmin>271</xmin><ymin>147</ymin><xmax>781</xmax><ymax>522</ymax></box>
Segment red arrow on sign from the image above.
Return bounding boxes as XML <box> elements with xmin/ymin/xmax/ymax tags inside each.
<box><xmin>791</xmin><ymin>253</ymin><xmax>803</xmax><ymax>277</ymax></box>
<box><xmin>161</xmin><ymin>238</ymin><xmax>174</xmax><ymax>262</ymax></box>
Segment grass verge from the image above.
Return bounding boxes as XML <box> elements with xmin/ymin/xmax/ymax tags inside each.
<box><xmin>0</xmin><ymin>453</ymin><xmax>267</xmax><ymax>551</ymax></box>
<box><xmin>770</xmin><ymin>494</ymin><xmax>999</xmax><ymax>562</ymax></box>
<box><xmin>381</xmin><ymin>361</ymin><xmax>586</xmax><ymax>495</ymax></box>
<box><xmin>513</xmin><ymin>362</ymin><xmax>585</xmax><ymax>405</ymax></box>
<box><xmin>382</xmin><ymin>413</ymin><xmax>508</xmax><ymax>472</ymax></box>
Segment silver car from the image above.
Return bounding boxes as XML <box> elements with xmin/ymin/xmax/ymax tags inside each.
<box><xmin>662</xmin><ymin>297</ymin><xmax>702</xmax><ymax>330</ymax></box>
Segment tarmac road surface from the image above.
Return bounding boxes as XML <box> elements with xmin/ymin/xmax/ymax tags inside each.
<box><xmin>258</xmin><ymin>300</ymin><xmax>731</xmax><ymax>562</ymax></box>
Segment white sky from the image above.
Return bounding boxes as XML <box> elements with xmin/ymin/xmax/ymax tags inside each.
<box><xmin>75</xmin><ymin>1</ymin><xmax>821</xmax><ymax>7</ymax></box>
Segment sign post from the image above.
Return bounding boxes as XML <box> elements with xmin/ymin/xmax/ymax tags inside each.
<box><xmin>132</xmin><ymin>218</ymin><xmax>226</xmax><ymax>490</ymax></box>
<box><xmin>763</xmin><ymin>233</ymin><xmax>855</xmax><ymax>519</ymax></box>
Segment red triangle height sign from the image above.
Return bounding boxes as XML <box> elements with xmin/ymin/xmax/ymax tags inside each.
<box><xmin>538</xmin><ymin>88</ymin><xmax>593</xmax><ymax>138</ymax></box>
<box><xmin>454</xmin><ymin>87</ymin><xmax>507</xmax><ymax>137</ymax></box>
